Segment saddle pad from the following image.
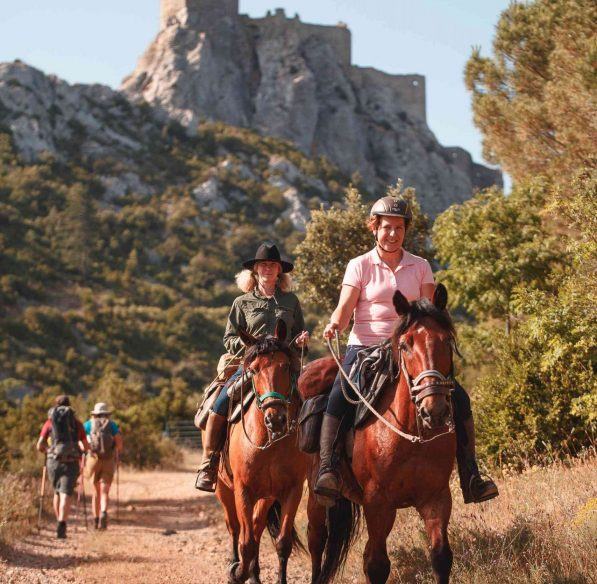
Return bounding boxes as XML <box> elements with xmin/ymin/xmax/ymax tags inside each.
<box><xmin>229</xmin><ymin>391</ymin><xmax>255</xmax><ymax>424</ymax></box>
<box><xmin>351</xmin><ymin>341</ymin><xmax>399</xmax><ymax>428</ymax></box>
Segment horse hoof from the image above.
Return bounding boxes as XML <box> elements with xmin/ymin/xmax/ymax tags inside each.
<box><xmin>228</xmin><ymin>561</ymin><xmax>242</xmax><ymax>583</ymax></box>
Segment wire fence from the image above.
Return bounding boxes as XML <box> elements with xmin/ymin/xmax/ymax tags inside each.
<box><xmin>164</xmin><ymin>419</ymin><xmax>202</xmax><ymax>448</ymax></box>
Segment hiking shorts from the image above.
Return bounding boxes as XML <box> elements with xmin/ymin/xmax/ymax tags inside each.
<box><xmin>47</xmin><ymin>457</ymin><xmax>80</xmax><ymax>496</ymax></box>
<box><xmin>85</xmin><ymin>454</ymin><xmax>115</xmax><ymax>484</ymax></box>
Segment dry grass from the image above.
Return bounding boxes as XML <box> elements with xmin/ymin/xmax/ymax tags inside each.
<box><xmin>295</xmin><ymin>455</ymin><xmax>597</xmax><ymax>583</ymax></box>
<box><xmin>0</xmin><ymin>472</ymin><xmax>38</xmax><ymax>546</ymax></box>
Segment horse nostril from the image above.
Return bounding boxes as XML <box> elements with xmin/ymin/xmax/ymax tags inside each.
<box><xmin>280</xmin><ymin>413</ymin><xmax>287</xmax><ymax>427</ymax></box>
<box><xmin>420</xmin><ymin>406</ymin><xmax>430</xmax><ymax>419</ymax></box>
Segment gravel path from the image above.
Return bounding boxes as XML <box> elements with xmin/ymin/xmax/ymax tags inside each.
<box><xmin>0</xmin><ymin>452</ymin><xmax>314</xmax><ymax>584</ymax></box>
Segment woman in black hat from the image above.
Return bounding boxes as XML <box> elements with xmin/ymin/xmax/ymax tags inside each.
<box><xmin>196</xmin><ymin>243</ymin><xmax>309</xmax><ymax>492</ymax></box>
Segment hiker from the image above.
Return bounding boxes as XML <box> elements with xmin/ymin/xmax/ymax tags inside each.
<box><xmin>195</xmin><ymin>242</ymin><xmax>309</xmax><ymax>492</ymax></box>
<box><xmin>315</xmin><ymin>196</ymin><xmax>499</xmax><ymax>504</ymax></box>
<box><xmin>83</xmin><ymin>402</ymin><xmax>123</xmax><ymax>530</ymax></box>
<box><xmin>36</xmin><ymin>395</ymin><xmax>89</xmax><ymax>539</ymax></box>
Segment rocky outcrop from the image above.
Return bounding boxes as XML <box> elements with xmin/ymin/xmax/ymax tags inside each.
<box><xmin>122</xmin><ymin>4</ymin><xmax>502</xmax><ymax>216</ymax></box>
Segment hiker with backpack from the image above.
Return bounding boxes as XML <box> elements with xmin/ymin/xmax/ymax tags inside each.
<box><xmin>36</xmin><ymin>395</ymin><xmax>89</xmax><ymax>539</ymax></box>
<box><xmin>83</xmin><ymin>402</ymin><xmax>122</xmax><ymax>530</ymax></box>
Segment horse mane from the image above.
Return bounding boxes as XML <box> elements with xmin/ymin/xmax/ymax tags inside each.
<box><xmin>243</xmin><ymin>335</ymin><xmax>293</xmax><ymax>367</ymax></box>
<box><xmin>393</xmin><ymin>298</ymin><xmax>456</xmax><ymax>342</ymax></box>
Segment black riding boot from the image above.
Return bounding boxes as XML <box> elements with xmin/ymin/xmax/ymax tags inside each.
<box><xmin>314</xmin><ymin>414</ymin><xmax>343</xmax><ymax>503</ymax></box>
<box><xmin>195</xmin><ymin>411</ymin><xmax>227</xmax><ymax>492</ymax></box>
<box><xmin>456</xmin><ymin>416</ymin><xmax>499</xmax><ymax>504</ymax></box>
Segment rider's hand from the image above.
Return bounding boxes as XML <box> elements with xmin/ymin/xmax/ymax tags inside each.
<box><xmin>323</xmin><ymin>322</ymin><xmax>339</xmax><ymax>339</ymax></box>
<box><xmin>295</xmin><ymin>330</ymin><xmax>310</xmax><ymax>348</ymax></box>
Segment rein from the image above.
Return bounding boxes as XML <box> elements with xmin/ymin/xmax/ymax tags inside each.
<box><xmin>326</xmin><ymin>333</ymin><xmax>455</xmax><ymax>444</ymax></box>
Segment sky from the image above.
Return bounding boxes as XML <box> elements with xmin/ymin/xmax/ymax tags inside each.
<box><xmin>0</xmin><ymin>0</ymin><xmax>510</xmax><ymax>177</ymax></box>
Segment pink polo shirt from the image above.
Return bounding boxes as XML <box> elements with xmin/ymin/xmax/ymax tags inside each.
<box><xmin>343</xmin><ymin>248</ymin><xmax>435</xmax><ymax>346</ymax></box>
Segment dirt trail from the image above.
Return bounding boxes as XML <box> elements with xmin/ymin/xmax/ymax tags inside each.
<box><xmin>0</xmin><ymin>452</ymin><xmax>314</xmax><ymax>584</ymax></box>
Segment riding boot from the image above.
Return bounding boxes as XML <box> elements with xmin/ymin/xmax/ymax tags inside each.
<box><xmin>314</xmin><ymin>414</ymin><xmax>343</xmax><ymax>502</ymax></box>
<box><xmin>195</xmin><ymin>411</ymin><xmax>227</xmax><ymax>492</ymax></box>
<box><xmin>456</xmin><ymin>416</ymin><xmax>499</xmax><ymax>504</ymax></box>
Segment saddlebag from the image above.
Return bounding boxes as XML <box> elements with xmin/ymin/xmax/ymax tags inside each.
<box><xmin>297</xmin><ymin>394</ymin><xmax>329</xmax><ymax>453</ymax></box>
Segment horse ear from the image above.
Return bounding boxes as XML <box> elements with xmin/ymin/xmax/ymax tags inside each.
<box><xmin>433</xmin><ymin>283</ymin><xmax>448</xmax><ymax>311</ymax></box>
<box><xmin>274</xmin><ymin>318</ymin><xmax>287</xmax><ymax>341</ymax></box>
<box><xmin>238</xmin><ymin>327</ymin><xmax>257</xmax><ymax>347</ymax></box>
<box><xmin>393</xmin><ymin>290</ymin><xmax>410</xmax><ymax>316</ymax></box>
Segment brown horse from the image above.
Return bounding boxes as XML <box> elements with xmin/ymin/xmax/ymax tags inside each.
<box><xmin>304</xmin><ymin>284</ymin><xmax>457</xmax><ymax>584</ymax></box>
<box><xmin>214</xmin><ymin>320</ymin><xmax>308</xmax><ymax>584</ymax></box>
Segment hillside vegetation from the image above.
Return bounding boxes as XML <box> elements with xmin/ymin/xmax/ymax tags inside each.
<box><xmin>0</xmin><ymin>121</ymin><xmax>348</xmax><ymax>468</ymax></box>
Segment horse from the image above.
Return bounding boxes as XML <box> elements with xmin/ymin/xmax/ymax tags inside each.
<box><xmin>213</xmin><ymin>319</ymin><xmax>308</xmax><ymax>584</ymax></box>
<box><xmin>303</xmin><ymin>284</ymin><xmax>458</xmax><ymax>584</ymax></box>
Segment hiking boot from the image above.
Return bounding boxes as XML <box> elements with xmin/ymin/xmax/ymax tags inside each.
<box><xmin>99</xmin><ymin>511</ymin><xmax>108</xmax><ymax>530</ymax></box>
<box><xmin>56</xmin><ymin>521</ymin><xmax>67</xmax><ymax>539</ymax></box>
<box><xmin>314</xmin><ymin>414</ymin><xmax>342</xmax><ymax>504</ymax></box>
<box><xmin>195</xmin><ymin>412</ymin><xmax>227</xmax><ymax>492</ymax></box>
<box><xmin>457</xmin><ymin>416</ymin><xmax>499</xmax><ymax>504</ymax></box>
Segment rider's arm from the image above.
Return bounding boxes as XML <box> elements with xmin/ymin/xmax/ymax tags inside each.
<box><xmin>223</xmin><ymin>299</ymin><xmax>247</xmax><ymax>355</ymax></box>
<box><xmin>323</xmin><ymin>284</ymin><xmax>360</xmax><ymax>339</ymax></box>
<box><xmin>421</xmin><ymin>283</ymin><xmax>435</xmax><ymax>300</ymax></box>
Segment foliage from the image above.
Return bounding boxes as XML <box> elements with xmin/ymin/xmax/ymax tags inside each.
<box><xmin>433</xmin><ymin>180</ymin><xmax>561</xmax><ymax>322</ymax></box>
<box><xmin>295</xmin><ymin>182</ymin><xmax>432</xmax><ymax>314</ymax></box>
<box><xmin>0</xmin><ymin>118</ymin><xmax>350</xmax><ymax>469</ymax></box>
<box><xmin>465</xmin><ymin>0</ymin><xmax>596</xmax><ymax>183</ymax></box>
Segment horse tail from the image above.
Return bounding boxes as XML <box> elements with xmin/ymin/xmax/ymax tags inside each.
<box><xmin>316</xmin><ymin>497</ymin><xmax>362</xmax><ymax>584</ymax></box>
<box><xmin>266</xmin><ymin>500</ymin><xmax>306</xmax><ymax>554</ymax></box>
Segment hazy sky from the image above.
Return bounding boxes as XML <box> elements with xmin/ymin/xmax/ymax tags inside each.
<box><xmin>0</xmin><ymin>0</ymin><xmax>509</xmax><ymax>172</ymax></box>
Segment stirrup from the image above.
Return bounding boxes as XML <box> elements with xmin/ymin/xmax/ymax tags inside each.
<box><xmin>463</xmin><ymin>472</ymin><xmax>499</xmax><ymax>504</ymax></box>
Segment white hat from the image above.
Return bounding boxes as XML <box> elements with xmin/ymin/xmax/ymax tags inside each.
<box><xmin>90</xmin><ymin>402</ymin><xmax>111</xmax><ymax>415</ymax></box>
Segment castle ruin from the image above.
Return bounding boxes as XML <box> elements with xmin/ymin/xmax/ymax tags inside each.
<box><xmin>122</xmin><ymin>0</ymin><xmax>501</xmax><ymax>215</ymax></box>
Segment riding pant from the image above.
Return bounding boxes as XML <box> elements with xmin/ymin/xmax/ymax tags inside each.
<box><xmin>211</xmin><ymin>367</ymin><xmax>243</xmax><ymax>417</ymax></box>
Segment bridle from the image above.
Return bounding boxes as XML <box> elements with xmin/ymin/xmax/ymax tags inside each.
<box><xmin>239</xmin><ymin>352</ymin><xmax>299</xmax><ymax>450</ymax></box>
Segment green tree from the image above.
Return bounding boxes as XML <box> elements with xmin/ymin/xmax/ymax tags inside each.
<box><xmin>465</xmin><ymin>0</ymin><xmax>596</xmax><ymax>184</ymax></box>
<box><xmin>433</xmin><ymin>180</ymin><xmax>561</xmax><ymax>324</ymax></box>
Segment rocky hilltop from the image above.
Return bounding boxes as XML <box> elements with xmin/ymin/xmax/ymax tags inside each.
<box><xmin>122</xmin><ymin>0</ymin><xmax>501</xmax><ymax>215</ymax></box>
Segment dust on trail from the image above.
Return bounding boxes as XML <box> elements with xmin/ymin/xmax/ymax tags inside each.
<box><xmin>0</xmin><ymin>452</ymin><xmax>314</xmax><ymax>584</ymax></box>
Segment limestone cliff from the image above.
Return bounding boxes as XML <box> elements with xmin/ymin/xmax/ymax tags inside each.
<box><xmin>122</xmin><ymin>3</ymin><xmax>501</xmax><ymax>215</ymax></box>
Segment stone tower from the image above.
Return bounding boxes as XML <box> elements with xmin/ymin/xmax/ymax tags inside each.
<box><xmin>160</xmin><ymin>0</ymin><xmax>239</xmax><ymax>30</ymax></box>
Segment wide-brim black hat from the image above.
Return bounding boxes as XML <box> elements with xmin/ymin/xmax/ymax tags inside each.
<box><xmin>242</xmin><ymin>243</ymin><xmax>294</xmax><ymax>273</ymax></box>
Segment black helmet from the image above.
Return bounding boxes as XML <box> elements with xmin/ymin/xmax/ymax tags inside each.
<box><xmin>369</xmin><ymin>196</ymin><xmax>412</xmax><ymax>222</ymax></box>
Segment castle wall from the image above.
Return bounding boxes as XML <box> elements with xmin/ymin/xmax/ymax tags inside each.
<box><xmin>160</xmin><ymin>0</ymin><xmax>239</xmax><ymax>30</ymax></box>
<box><xmin>350</xmin><ymin>67</ymin><xmax>426</xmax><ymax>123</ymax></box>
<box><xmin>248</xmin><ymin>9</ymin><xmax>351</xmax><ymax>69</ymax></box>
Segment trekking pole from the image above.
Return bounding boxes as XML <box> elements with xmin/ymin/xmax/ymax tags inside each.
<box><xmin>74</xmin><ymin>456</ymin><xmax>83</xmax><ymax>531</ymax></box>
<box><xmin>116</xmin><ymin>449</ymin><xmax>120</xmax><ymax>522</ymax></box>
<box><xmin>37</xmin><ymin>457</ymin><xmax>47</xmax><ymax>531</ymax></box>
<box><xmin>81</xmin><ymin>453</ymin><xmax>88</xmax><ymax>530</ymax></box>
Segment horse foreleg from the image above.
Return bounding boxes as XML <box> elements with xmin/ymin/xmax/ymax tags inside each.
<box><xmin>217</xmin><ymin>482</ymin><xmax>240</xmax><ymax>568</ymax></box>
<box><xmin>417</xmin><ymin>488</ymin><xmax>453</xmax><ymax>584</ymax></box>
<box><xmin>363</xmin><ymin>503</ymin><xmax>396</xmax><ymax>584</ymax></box>
<box><xmin>247</xmin><ymin>498</ymin><xmax>272</xmax><ymax>584</ymax></box>
<box><xmin>306</xmin><ymin>487</ymin><xmax>327</xmax><ymax>584</ymax></box>
<box><xmin>274</xmin><ymin>485</ymin><xmax>303</xmax><ymax>584</ymax></box>
<box><xmin>230</xmin><ymin>486</ymin><xmax>258</xmax><ymax>584</ymax></box>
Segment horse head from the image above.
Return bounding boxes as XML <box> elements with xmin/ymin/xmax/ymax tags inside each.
<box><xmin>240</xmin><ymin>319</ymin><xmax>295</xmax><ymax>437</ymax></box>
<box><xmin>392</xmin><ymin>284</ymin><xmax>455</xmax><ymax>431</ymax></box>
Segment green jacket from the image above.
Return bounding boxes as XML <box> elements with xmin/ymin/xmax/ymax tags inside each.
<box><xmin>223</xmin><ymin>289</ymin><xmax>305</xmax><ymax>355</ymax></box>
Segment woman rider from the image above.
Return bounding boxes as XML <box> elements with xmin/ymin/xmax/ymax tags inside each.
<box><xmin>196</xmin><ymin>243</ymin><xmax>310</xmax><ymax>492</ymax></box>
<box><xmin>314</xmin><ymin>196</ymin><xmax>499</xmax><ymax>504</ymax></box>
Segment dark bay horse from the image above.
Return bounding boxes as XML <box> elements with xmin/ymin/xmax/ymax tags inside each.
<box><xmin>304</xmin><ymin>284</ymin><xmax>457</xmax><ymax>584</ymax></box>
<box><xmin>214</xmin><ymin>320</ymin><xmax>308</xmax><ymax>584</ymax></box>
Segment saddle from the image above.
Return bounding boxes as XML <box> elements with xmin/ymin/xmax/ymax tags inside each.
<box><xmin>297</xmin><ymin>342</ymin><xmax>398</xmax><ymax>452</ymax></box>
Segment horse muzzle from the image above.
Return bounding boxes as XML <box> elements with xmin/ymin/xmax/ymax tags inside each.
<box><xmin>418</xmin><ymin>400</ymin><xmax>451</xmax><ymax>430</ymax></box>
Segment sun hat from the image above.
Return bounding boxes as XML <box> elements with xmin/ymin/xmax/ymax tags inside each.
<box><xmin>90</xmin><ymin>402</ymin><xmax>112</xmax><ymax>416</ymax></box>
